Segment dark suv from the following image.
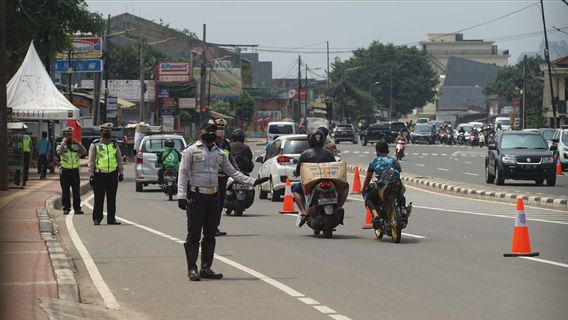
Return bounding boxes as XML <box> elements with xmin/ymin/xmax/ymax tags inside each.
<box><xmin>360</xmin><ymin>122</ymin><xmax>388</xmax><ymax>146</ymax></box>
<box><xmin>485</xmin><ymin>131</ymin><xmax>557</xmax><ymax>186</ymax></box>
<box><xmin>388</xmin><ymin>121</ymin><xmax>407</xmax><ymax>143</ymax></box>
<box><xmin>333</xmin><ymin>124</ymin><xmax>358</xmax><ymax>144</ymax></box>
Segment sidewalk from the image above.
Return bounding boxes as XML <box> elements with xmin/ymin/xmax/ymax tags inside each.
<box><xmin>0</xmin><ymin>169</ymin><xmax>88</xmax><ymax>319</ymax></box>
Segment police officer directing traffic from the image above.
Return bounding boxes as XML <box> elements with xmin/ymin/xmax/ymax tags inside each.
<box><xmin>57</xmin><ymin>127</ymin><xmax>87</xmax><ymax>215</ymax></box>
<box><xmin>177</xmin><ymin>121</ymin><xmax>268</xmax><ymax>281</ymax></box>
<box><xmin>88</xmin><ymin>123</ymin><xmax>124</xmax><ymax>225</ymax></box>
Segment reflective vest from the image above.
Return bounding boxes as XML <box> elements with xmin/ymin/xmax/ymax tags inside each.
<box><xmin>22</xmin><ymin>135</ymin><xmax>31</xmax><ymax>152</ymax></box>
<box><xmin>95</xmin><ymin>141</ymin><xmax>118</xmax><ymax>173</ymax></box>
<box><xmin>161</xmin><ymin>147</ymin><xmax>180</xmax><ymax>171</ymax></box>
<box><xmin>60</xmin><ymin>143</ymin><xmax>80</xmax><ymax>169</ymax></box>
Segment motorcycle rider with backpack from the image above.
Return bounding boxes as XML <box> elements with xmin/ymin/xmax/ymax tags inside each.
<box><xmin>229</xmin><ymin>129</ymin><xmax>254</xmax><ymax>174</ymax></box>
<box><xmin>157</xmin><ymin>139</ymin><xmax>181</xmax><ymax>185</ymax></box>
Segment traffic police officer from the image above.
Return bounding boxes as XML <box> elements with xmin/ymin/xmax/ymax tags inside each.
<box><xmin>177</xmin><ymin>121</ymin><xmax>268</xmax><ymax>281</ymax></box>
<box><xmin>57</xmin><ymin>127</ymin><xmax>87</xmax><ymax>215</ymax></box>
<box><xmin>88</xmin><ymin>123</ymin><xmax>124</xmax><ymax>225</ymax></box>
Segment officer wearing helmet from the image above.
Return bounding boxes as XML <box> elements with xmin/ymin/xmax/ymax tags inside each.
<box><xmin>292</xmin><ymin>128</ymin><xmax>349</xmax><ymax>227</ymax></box>
<box><xmin>57</xmin><ymin>127</ymin><xmax>87</xmax><ymax>215</ymax></box>
<box><xmin>157</xmin><ymin>138</ymin><xmax>182</xmax><ymax>184</ymax></box>
<box><xmin>88</xmin><ymin>123</ymin><xmax>124</xmax><ymax>225</ymax></box>
<box><xmin>229</xmin><ymin>129</ymin><xmax>254</xmax><ymax>174</ymax></box>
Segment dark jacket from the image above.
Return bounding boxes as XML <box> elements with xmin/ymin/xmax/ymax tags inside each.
<box><xmin>230</xmin><ymin>141</ymin><xmax>254</xmax><ymax>173</ymax></box>
<box><xmin>294</xmin><ymin>147</ymin><xmax>336</xmax><ymax>176</ymax></box>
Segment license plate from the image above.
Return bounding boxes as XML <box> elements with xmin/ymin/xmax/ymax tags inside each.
<box><xmin>233</xmin><ymin>183</ymin><xmax>250</xmax><ymax>190</ymax></box>
<box><xmin>318</xmin><ymin>198</ymin><xmax>337</xmax><ymax>205</ymax></box>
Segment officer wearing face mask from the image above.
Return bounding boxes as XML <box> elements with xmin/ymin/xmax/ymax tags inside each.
<box><xmin>88</xmin><ymin>123</ymin><xmax>124</xmax><ymax>225</ymax></box>
<box><xmin>177</xmin><ymin>121</ymin><xmax>268</xmax><ymax>281</ymax></box>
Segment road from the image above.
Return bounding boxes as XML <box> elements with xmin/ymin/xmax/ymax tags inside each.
<box><xmin>323</xmin><ymin>142</ymin><xmax>568</xmax><ymax>197</ymax></box>
<box><xmin>59</xmin><ymin>164</ymin><xmax>568</xmax><ymax>320</ymax></box>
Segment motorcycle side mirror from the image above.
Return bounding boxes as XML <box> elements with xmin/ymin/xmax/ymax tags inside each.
<box><xmin>488</xmin><ymin>144</ymin><xmax>497</xmax><ymax>150</ymax></box>
<box><xmin>255</xmin><ymin>155</ymin><xmax>264</xmax><ymax>163</ymax></box>
<box><xmin>550</xmin><ymin>145</ymin><xmax>557</xmax><ymax>151</ymax></box>
<box><xmin>551</xmin><ymin>139</ymin><xmax>559</xmax><ymax>144</ymax></box>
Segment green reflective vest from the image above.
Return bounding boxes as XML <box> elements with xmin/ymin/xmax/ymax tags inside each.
<box><xmin>22</xmin><ymin>135</ymin><xmax>31</xmax><ymax>153</ymax></box>
<box><xmin>95</xmin><ymin>142</ymin><xmax>118</xmax><ymax>173</ymax></box>
<box><xmin>60</xmin><ymin>143</ymin><xmax>80</xmax><ymax>169</ymax></box>
<box><xmin>161</xmin><ymin>147</ymin><xmax>180</xmax><ymax>171</ymax></box>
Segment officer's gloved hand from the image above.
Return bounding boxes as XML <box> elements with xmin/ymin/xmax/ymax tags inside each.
<box><xmin>254</xmin><ymin>177</ymin><xmax>270</xmax><ymax>186</ymax></box>
<box><xmin>178</xmin><ymin>199</ymin><xmax>187</xmax><ymax>210</ymax></box>
<box><xmin>89</xmin><ymin>176</ymin><xmax>95</xmax><ymax>187</ymax></box>
<box><xmin>118</xmin><ymin>174</ymin><xmax>124</xmax><ymax>182</ymax></box>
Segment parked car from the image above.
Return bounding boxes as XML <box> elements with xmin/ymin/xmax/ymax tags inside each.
<box><xmin>81</xmin><ymin>127</ymin><xmax>101</xmax><ymax>151</ymax></box>
<box><xmin>494</xmin><ymin>117</ymin><xmax>511</xmax><ymax>130</ymax></box>
<box><xmin>333</xmin><ymin>124</ymin><xmax>358</xmax><ymax>144</ymax></box>
<box><xmin>551</xmin><ymin>129</ymin><xmax>568</xmax><ymax>170</ymax></box>
<box><xmin>360</xmin><ymin>122</ymin><xmax>388</xmax><ymax>146</ymax></box>
<box><xmin>416</xmin><ymin>118</ymin><xmax>430</xmax><ymax>124</ymax></box>
<box><xmin>411</xmin><ymin>124</ymin><xmax>436</xmax><ymax>144</ymax></box>
<box><xmin>135</xmin><ymin>134</ymin><xmax>187</xmax><ymax>192</ymax></box>
<box><xmin>266</xmin><ymin>121</ymin><xmax>300</xmax><ymax>143</ymax></box>
<box><xmin>256</xmin><ymin>134</ymin><xmax>309</xmax><ymax>201</ymax></box>
<box><xmin>536</xmin><ymin>128</ymin><xmax>559</xmax><ymax>148</ymax></box>
<box><xmin>485</xmin><ymin>131</ymin><xmax>557</xmax><ymax>186</ymax></box>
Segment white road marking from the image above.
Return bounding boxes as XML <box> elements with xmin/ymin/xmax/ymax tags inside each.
<box><xmin>441</xmin><ymin>153</ymin><xmax>447</xmax><ymax>156</ymax></box>
<box><xmin>519</xmin><ymin>257</ymin><xmax>568</xmax><ymax>269</ymax></box>
<box><xmin>464</xmin><ymin>172</ymin><xmax>479</xmax><ymax>176</ymax></box>
<box><xmin>353</xmin><ymin>151</ymin><xmax>360</xmax><ymax>154</ymax></box>
<box><xmin>412</xmin><ymin>153</ymin><xmax>419</xmax><ymax>155</ymax></box>
<box><xmin>437</xmin><ymin>168</ymin><xmax>449</xmax><ymax>171</ymax></box>
<box><xmin>68</xmin><ymin>194</ymin><xmax>121</xmax><ymax>311</ymax></box>
<box><xmin>343</xmin><ymin>151</ymin><xmax>351</xmax><ymax>154</ymax></box>
<box><xmin>465</xmin><ymin>161</ymin><xmax>472</xmax><ymax>164</ymax></box>
<box><xmin>81</xmin><ymin>195</ymin><xmax>352</xmax><ymax>319</ymax></box>
<box><xmin>363</xmin><ymin>151</ymin><xmax>370</xmax><ymax>154</ymax></box>
<box><xmin>432</xmin><ymin>153</ymin><xmax>438</xmax><ymax>156</ymax></box>
<box><xmin>415</xmin><ymin>164</ymin><xmax>425</xmax><ymax>167</ymax></box>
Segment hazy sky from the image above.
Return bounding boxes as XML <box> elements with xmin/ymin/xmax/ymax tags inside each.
<box><xmin>86</xmin><ymin>0</ymin><xmax>568</xmax><ymax>79</ymax></box>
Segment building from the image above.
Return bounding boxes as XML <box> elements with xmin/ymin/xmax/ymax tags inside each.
<box><xmin>543</xmin><ymin>55</ymin><xmax>568</xmax><ymax>127</ymax></box>
<box><xmin>420</xmin><ymin>33</ymin><xmax>509</xmax><ymax>76</ymax></box>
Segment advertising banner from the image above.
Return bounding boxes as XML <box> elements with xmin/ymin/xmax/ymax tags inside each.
<box><xmin>55</xmin><ymin>59</ymin><xmax>103</xmax><ymax>73</ymax></box>
<box><xmin>193</xmin><ymin>67</ymin><xmax>242</xmax><ymax>99</ymax></box>
<box><xmin>162</xmin><ymin>115</ymin><xmax>175</xmax><ymax>132</ymax></box>
<box><xmin>81</xmin><ymin>80</ymin><xmax>155</xmax><ymax>101</ymax></box>
<box><xmin>56</xmin><ymin>37</ymin><xmax>103</xmax><ymax>59</ymax></box>
<box><xmin>179</xmin><ymin>98</ymin><xmax>196</xmax><ymax>109</ymax></box>
<box><xmin>157</xmin><ymin>62</ymin><xmax>191</xmax><ymax>82</ymax></box>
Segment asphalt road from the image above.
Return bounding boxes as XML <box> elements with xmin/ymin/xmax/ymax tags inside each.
<box><xmin>321</xmin><ymin>142</ymin><xmax>568</xmax><ymax>197</ymax></box>
<box><xmin>59</xmin><ymin>164</ymin><xmax>568</xmax><ymax>320</ymax></box>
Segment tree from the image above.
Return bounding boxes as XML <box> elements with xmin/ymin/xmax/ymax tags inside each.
<box><xmin>484</xmin><ymin>56</ymin><xmax>545</xmax><ymax>127</ymax></box>
<box><xmin>328</xmin><ymin>42</ymin><xmax>437</xmax><ymax>121</ymax></box>
<box><xmin>234</xmin><ymin>91</ymin><xmax>255</xmax><ymax>126</ymax></box>
<box><xmin>6</xmin><ymin>0</ymin><xmax>105</xmax><ymax>76</ymax></box>
<box><xmin>108</xmin><ymin>42</ymin><xmax>166</xmax><ymax>79</ymax></box>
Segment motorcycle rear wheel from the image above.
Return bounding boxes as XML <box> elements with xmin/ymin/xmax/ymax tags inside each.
<box><xmin>323</xmin><ymin>228</ymin><xmax>333</xmax><ymax>238</ymax></box>
<box><xmin>168</xmin><ymin>193</ymin><xmax>173</xmax><ymax>201</ymax></box>
<box><xmin>389</xmin><ymin>206</ymin><xmax>402</xmax><ymax>243</ymax></box>
<box><xmin>234</xmin><ymin>202</ymin><xmax>243</xmax><ymax>216</ymax></box>
<box><xmin>374</xmin><ymin>229</ymin><xmax>384</xmax><ymax>239</ymax></box>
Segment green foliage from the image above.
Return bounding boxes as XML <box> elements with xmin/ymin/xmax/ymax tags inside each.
<box><xmin>209</xmin><ymin>102</ymin><xmax>231</xmax><ymax>115</ymax></box>
<box><xmin>484</xmin><ymin>56</ymin><xmax>545</xmax><ymax>119</ymax></box>
<box><xmin>108</xmin><ymin>43</ymin><xmax>167</xmax><ymax>79</ymax></box>
<box><xmin>6</xmin><ymin>0</ymin><xmax>105</xmax><ymax>76</ymax></box>
<box><xmin>234</xmin><ymin>91</ymin><xmax>256</xmax><ymax>122</ymax></box>
<box><xmin>328</xmin><ymin>42</ymin><xmax>437</xmax><ymax>120</ymax></box>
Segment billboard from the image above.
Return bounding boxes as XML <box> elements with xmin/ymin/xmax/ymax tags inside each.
<box><xmin>56</xmin><ymin>37</ymin><xmax>103</xmax><ymax>59</ymax></box>
<box><xmin>55</xmin><ymin>59</ymin><xmax>103</xmax><ymax>73</ymax></box>
<box><xmin>81</xmin><ymin>80</ymin><xmax>156</xmax><ymax>101</ymax></box>
<box><xmin>193</xmin><ymin>67</ymin><xmax>242</xmax><ymax>99</ymax></box>
<box><xmin>157</xmin><ymin>62</ymin><xmax>191</xmax><ymax>82</ymax></box>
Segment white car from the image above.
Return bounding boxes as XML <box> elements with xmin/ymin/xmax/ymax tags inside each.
<box><xmin>266</xmin><ymin>121</ymin><xmax>301</xmax><ymax>143</ymax></box>
<box><xmin>135</xmin><ymin>134</ymin><xmax>186</xmax><ymax>192</ymax></box>
<box><xmin>551</xmin><ymin>129</ymin><xmax>568</xmax><ymax>170</ymax></box>
<box><xmin>256</xmin><ymin>134</ymin><xmax>309</xmax><ymax>201</ymax></box>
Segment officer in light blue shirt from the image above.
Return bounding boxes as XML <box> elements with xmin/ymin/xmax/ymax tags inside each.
<box><xmin>36</xmin><ymin>131</ymin><xmax>51</xmax><ymax>179</ymax></box>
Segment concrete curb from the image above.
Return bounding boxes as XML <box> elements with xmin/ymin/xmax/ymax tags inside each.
<box><xmin>43</xmin><ymin>181</ymin><xmax>92</xmax><ymax>303</ymax></box>
<box><xmin>346</xmin><ymin>164</ymin><xmax>568</xmax><ymax>211</ymax></box>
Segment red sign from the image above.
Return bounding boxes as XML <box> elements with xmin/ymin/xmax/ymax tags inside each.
<box><xmin>288</xmin><ymin>88</ymin><xmax>307</xmax><ymax>99</ymax></box>
<box><xmin>157</xmin><ymin>62</ymin><xmax>191</xmax><ymax>82</ymax></box>
<box><xmin>163</xmin><ymin>97</ymin><xmax>175</xmax><ymax>107</ymax></box>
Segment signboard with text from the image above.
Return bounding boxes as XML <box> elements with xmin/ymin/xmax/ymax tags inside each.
<box><xmin>56</xmin><ymin>37</ymin><xmax>103</xmax><ymax>59</ymax></box>
<box><xmin>179</xmin><ymin>98</ymin><xmax>196</xmax><ymax>109</ymax></box>
<box><xmin>81</xmin><ymin>80</ymin><xmax>155</xmax><ymax>101</ymax></box>
<box><xmin>157</xmin><ymin>62</ymin><xmax>190</xmax><ymax>82</ymax></box>
<box><xmin>162</xmin><ymin>115</ymin><xmax>175</xmax><ymax>132</ymax></box>
<box><xmin>55</xmin><ymin>59</ymin><xmax>103</xmax><ymax>73</ymax></box>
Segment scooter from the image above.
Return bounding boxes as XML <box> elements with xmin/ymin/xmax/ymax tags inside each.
<box><xmin>224</xmin><ymin>175</ymin><xmax>255</xmax><ymax>216</ymax></box>
<box><xmin>162</xmin><ymin>168</ymin><xmax>178</xmax><ymax>201</ymax></box>
<box><xmin>395</xmin><ymin>139</ymin><xmax>406</xmax><ymax>160</ymax></box>
<box><xmin>457</xmin><ymin>132</ymin><xmax>465</xmax><ymax>145</ymax></box>
<box><xmin>304</xmin><ymin>177</ymin><xmax>346</xmax><ymax>239</ymax></box>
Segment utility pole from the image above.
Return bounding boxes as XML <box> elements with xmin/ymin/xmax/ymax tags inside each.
<box><xmin>139</xmin><ymin>36</ymin><xmax>145</xmax><ymax>122</ymax></box>
<box><xmin>522</xmin><ymin>55</ymin><xmax>527</xmax><ymax>129</ymax></box>
<box><xmin>540</xmin><ymin>0</ymin><xmax>557</xmax><ymax>127</ymax></box>
<box><xmin>298</xmin><ymin>55</ymin><xmax>302</xmax><ymax>124</ymax></box>
<box><xmin>389</xmin><ymin>66</ymin><xmax>393</xmax><ymax>120</ymax></box>
<box><xmin>326</xmin><ymin>41</ymin><xmax>330</xmax><ymax>88</ymax></box>
<box><xmin>305</xmin><ymin>64</ymin><xmax>308</xmax><ymax>112</ymax></box>
<box><xmin>199</xmin><ymin>24</ymin><xmax>207</xmax><ymax>129</ymax></box>
<box><xmin>68</xmin><ymin>50</ymin><xmax>73</xmax><ymax>104</ymax></box>
<box><xmin>102</xmin><ymin>14</ymin><xmax>111</xmax><ymax>124</ymax></box>
<box><xmin>0</xmin><ymin>0</ymin><xmax>8</xmax><ymax>190</ymax></box>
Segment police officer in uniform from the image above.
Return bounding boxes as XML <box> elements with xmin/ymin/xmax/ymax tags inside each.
<box><xmin>57</xmin><ymin>127</ymin><xmax>87</xmax><ymax>214</ymax></box>
<box><xmin>88</xmin><ymin>123</ymin><xmax>124</xmax><ymax>225</ymax></box>
<box><xmin>177</xmin><ymin>121</ymin><xmax>268</xmax><ymax>281</ymax></box>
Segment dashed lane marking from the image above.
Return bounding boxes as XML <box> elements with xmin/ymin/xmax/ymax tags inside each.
<box><xmin>437</xmin><ymin>168</ymin><xmax>449</xmax><ymax>171</ymax></box>
<box><xmin>465</xmin><ymin>172</ymin><xmax>479</xmax><ymax>176</ymax></box>
<box><xmin>415</xmin><ymin>164</ymin><xmax>425</xmax><ymax>167</ymax></box>
<box><xmin>519</xmin><ymin>257</ymin><xmax>568</xmax><ymax>269</ymax></box>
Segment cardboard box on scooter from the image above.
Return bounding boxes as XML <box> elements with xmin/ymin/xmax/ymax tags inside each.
<box><xmin>300</xmin><ymin>161</ymin><xmax>348</xmax><ymax>195</ymax></box>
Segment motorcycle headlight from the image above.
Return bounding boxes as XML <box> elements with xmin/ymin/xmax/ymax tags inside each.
<box><xmin>502</xmin><ymin>154</ymin><xmax>516</xmax><ymax>165</ymax></box>
<box><xmin>542</xmin><ymin>156</ymin><xmax>553</xmax><ymax>164</ymax></box>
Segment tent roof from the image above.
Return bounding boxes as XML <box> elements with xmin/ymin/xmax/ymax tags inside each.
<box><xmin>7</xmin><ymin>42</ymin><xmax>80</xmax><ymax>120</ymax></box>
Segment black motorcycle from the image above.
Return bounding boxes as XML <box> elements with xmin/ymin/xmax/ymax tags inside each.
<box><xmin>224</xmin><ymin>175</ymin><xmax>255</xmax><ymax>216</ymax></box>
<box><xmin>162</xmin><ymin>168</ymin><xmax>178</xmax><ymax>201</ymax></box>
<box><xmin>304</xmin><ymin>179</ymin><xmax>345</xmax><ymax>238</ymax></box>
<box><xmin>371</xmin><ymin>182</ymin><xmax>412</xmax><ymax>243</ymax></box>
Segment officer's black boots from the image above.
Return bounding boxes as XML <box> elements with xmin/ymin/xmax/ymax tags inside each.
<box><xmin>200</xmin><ymin>242</ymin><xmax>223</xmax><ymax>279</ymax></box>
<box><xmin>184</xmin><ymin>242</ymin><xmax>200</xmax><ymax>281</ymax></box>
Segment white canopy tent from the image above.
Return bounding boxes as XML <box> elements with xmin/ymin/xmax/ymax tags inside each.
<box><xmin>7</xmin><ymin>42</ymin><xmax>79</xmax><ymax>120</ymax></box>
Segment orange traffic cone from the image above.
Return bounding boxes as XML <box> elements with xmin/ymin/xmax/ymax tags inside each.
<box><xmin>504</xmin><ymin>196</ymin><xmax>539</xmax><ymax>257</ymax></box>
<box><xmin>279</xmin><ymin>178</ymin><xmax>298</xmax><ymax>214</ymax></box>
<box><xmin>556</xmin><ymin>155</ymin><xmax>563</xmax><ymax>175</ymax></box>
<box><xmin>351</xmin><ymin>166</ymin><xmax>362</xmax><ymax>194</ymax></box>
<box><xmin>361</xmin><ymin>207</ymin><xmax>373</xmax><ymax>229</ymax></box>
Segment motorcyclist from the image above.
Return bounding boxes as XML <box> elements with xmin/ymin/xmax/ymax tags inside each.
<box><xmin>458</xmin><ymin>126</ymin><xmax>465</xmax><ymax>134</ymax></box>
<box><xmin>157</xmin><ymin>139</ymin><xmax>181</xmax><ymax>184</ymax></box>
<box><xmin>293</xmin><ymin>128</ymin><xmax>349</xmax><ymax>227</ymax></box>
<box><xmin>395</xmin><ymin>131</ymin><xmax>408</xmax><ymax>144</ymax></box>
<box><xmin>362</xmin><ymin>142</ymin><xmax>407</xmax><ymax>229</ymax></box>
<box><xmin>230</xmin><ymin>129</ymin><xmax>254</xmax><ymax>174</ymax></box>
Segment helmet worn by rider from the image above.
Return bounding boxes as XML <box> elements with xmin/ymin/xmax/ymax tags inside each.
<box><xmin>164</xmin><ymin>139</ymin><xmax>175</xmax><ymax>148</ymax></box>
<box><xmin>308</xmin><ymin>129</ymin><xmax>325</xmax><ymax>148</ymax></box>
<box><xmin>231</xmin><ymin>129</ymin><xmax>246</xmax><ymax>143</ymax></box>
<box><xmin>317</xmin><ymin>126</ymin><xmax>329</xmax><ymax>138</ymax></box>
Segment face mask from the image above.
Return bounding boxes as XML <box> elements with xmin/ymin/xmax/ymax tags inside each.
<box><xmin>216</xmin><ymin>130</ymin><xmax>224</xmax><ymax>138</ymax></box>
<box><xmin>101</xmin><ymin>132</ymin><xmax>111</xmax><ymax>139</ymax></box>
<box><xmin>200</xmin><ymin>132</ymin><xmax>217</xmax><ymax>144</ymax></box>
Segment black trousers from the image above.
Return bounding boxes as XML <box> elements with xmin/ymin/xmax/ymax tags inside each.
<box><xmin>38</xmin><ymin>154</ymin><xmax>48</xmax><ymax>177</ymax></box>
<box><xmin>23</xmin><ymin>152</ymin><xmax>30</xmax><ymax>184</ymax></box>
<box><xmin>60</xmin><ymin>168</ymin><xmax>81</xmax><ymax>211</ymax></box>
<box><xmin>186</xmin><ymin>192</ymin><xmax>220</xmax><ymax>246</ymax></box>
<box><xmin>92</xmin><ymin>171</ymin><xmax>119</xmax><ymax>223</ymax></box>
<box><xmin>218</xmin><ymin>176</ymin><xmax>228</xmax><ymax>221</ymax></box>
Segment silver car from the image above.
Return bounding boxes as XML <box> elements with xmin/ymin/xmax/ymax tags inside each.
<box><xmin>135</xmin><ymin>134</ymin><xmax>187</xmax><ymax>192</ymax></box>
